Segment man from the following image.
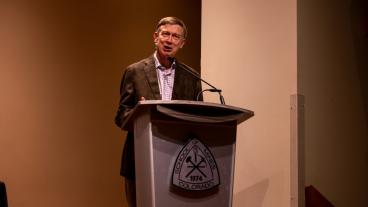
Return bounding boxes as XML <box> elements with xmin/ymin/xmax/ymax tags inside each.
<box><xmin>115</xmin><ymin>17</ymin><xmax>202</xmax><ymax>207</ymax></box>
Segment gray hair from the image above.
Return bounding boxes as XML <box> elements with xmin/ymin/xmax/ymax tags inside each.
<box><xmin>155</xmin><ymin>16</ymin><xmax>187</xmax><ymax>39</ymax></box>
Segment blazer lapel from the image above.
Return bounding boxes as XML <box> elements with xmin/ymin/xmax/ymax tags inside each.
<box><xmin>143</xmin><ymin>56</ymin><xmax>161</xmax><ymax>100</ymax></box>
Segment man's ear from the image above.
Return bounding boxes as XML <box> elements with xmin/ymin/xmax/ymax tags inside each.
<box><xmin>179</xmin><ymin>39</ymin><xmax>186</xmax><ymax>48</ymax></box>
<box><xmin>153</xmin><ymin>32</ymin><xmax>159</xmax><ymax>44</ymax></box>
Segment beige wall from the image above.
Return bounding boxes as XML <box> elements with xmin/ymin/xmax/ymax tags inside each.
<box><xmin>202</xmin><ymin>0</ymin><xmax>297</xmax><ymax>206</ymax></box>
<box><xmin>299</xmin><ymin>0</ymin><xmax>368</xmax><ymax>206</ymax></box>
<box><xmin>0</xmin><ymin>1</ymin><xmax>201</xmax><ymax>207</ymax></box>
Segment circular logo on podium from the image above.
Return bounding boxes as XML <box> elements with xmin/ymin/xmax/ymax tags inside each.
<box><xmin>172</xmin><ymin>138</ymin><xmax>220</xmax><ymax>191</ymax></box>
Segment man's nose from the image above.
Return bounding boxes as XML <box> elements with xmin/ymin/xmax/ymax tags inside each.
<box><xmin>165</xmin><ymin>36</ymin><xmax>173</xmax><ymax>43</ymax></box>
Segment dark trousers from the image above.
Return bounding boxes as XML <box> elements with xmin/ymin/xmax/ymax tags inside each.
<box><xmin>125</xmin><ymin>178</ymin><xmax>136</xmax><ymax>207</ymax></box>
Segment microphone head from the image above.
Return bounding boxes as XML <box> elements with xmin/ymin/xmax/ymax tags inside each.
<box><xmin>209</xmin><ymin>89</ymin><xmax>222</xmax><ymax>92</ymax></box>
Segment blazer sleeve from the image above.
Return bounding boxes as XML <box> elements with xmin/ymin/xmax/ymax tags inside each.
<box><xmin>114</xmin><ymin>68</ymin><xmax>136</xmax><ymax>129</ymax></box>
<box><xmin>195</xmin><ymin>77</ymin><xmax>203</xmax><ymax>101</ymax></box>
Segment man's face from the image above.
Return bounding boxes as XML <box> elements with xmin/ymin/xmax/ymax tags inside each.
<box><xmin>154</xmin><ymin>24</ymin><xmax>185</xmax><ymax>59</ymax></box>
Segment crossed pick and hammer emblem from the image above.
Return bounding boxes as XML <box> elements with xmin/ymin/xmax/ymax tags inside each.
<box><xmin>185</xmin><ymin>150</ymin><xmax>207</xmax><ymax>178</ymax></box>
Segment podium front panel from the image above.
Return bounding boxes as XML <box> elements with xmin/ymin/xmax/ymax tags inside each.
<box><xmin>152</xmin><ymin>120</ymin><xmax>236</xmax><ymax>207</ymax></box>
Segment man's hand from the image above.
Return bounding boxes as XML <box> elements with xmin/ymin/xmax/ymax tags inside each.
<box><xmin>140</xmin><ymin>97</ymin><xmax>146</xmax><ymax>101</ymax></box>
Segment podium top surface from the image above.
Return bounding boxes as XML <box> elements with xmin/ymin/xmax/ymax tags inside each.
<box><xmin>121</xmin><ymin>100</ymin><xmax>254</xmax><ymax>131</ymax></box>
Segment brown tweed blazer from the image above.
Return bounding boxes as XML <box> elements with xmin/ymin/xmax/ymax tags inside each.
<box><xmin>115</xmin><ymin>55</ymin><xmax>202</xmax><ymax>179</ymax></box>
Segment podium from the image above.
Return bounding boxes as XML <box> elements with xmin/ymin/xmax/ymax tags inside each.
<box><xmin>122</xmin><ymin>100</ymin><xmax>254</xmax><ymax>207</ymax></box>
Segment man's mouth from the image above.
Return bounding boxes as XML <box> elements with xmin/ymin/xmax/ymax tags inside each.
<box><xmin>163</xmin><ymin>46</ymin><xmax>172</xmax><ymax>51</ymax></box>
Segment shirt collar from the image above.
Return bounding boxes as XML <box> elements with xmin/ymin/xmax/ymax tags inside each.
<box><xmin>154</xmin><ymin>51</ymin><xmax>176</xmax><ymax>70</ymax></box>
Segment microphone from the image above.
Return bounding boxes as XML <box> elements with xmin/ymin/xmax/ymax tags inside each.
<box><xmin>168</xmin><ymin>57</ymin><xmax>226</xmax><ymax>104</ymax></box>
